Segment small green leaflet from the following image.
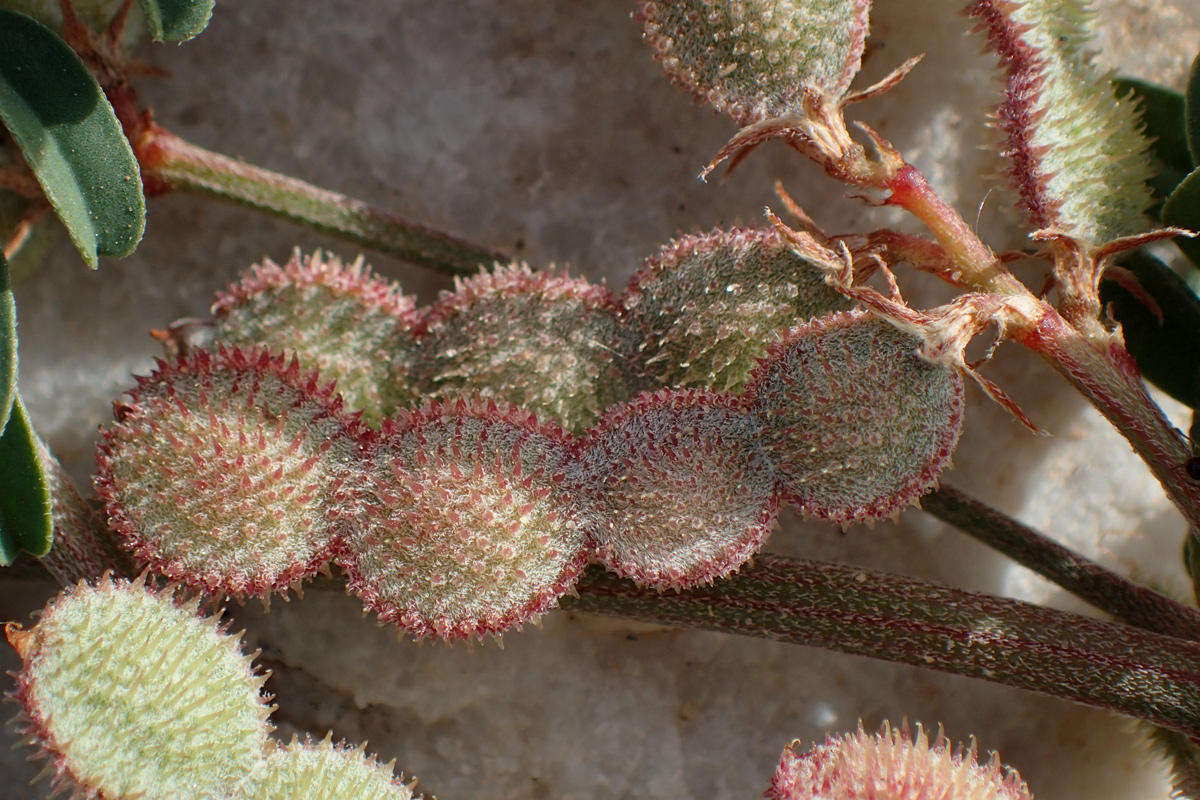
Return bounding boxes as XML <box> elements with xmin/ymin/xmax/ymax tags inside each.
<box><xmin>0</xmin><ymin>9</ymin><xmax>145</xmax><ymax>269</ymax></box>
<box><xmin>0</xmin><ymin>395</ymin><xmax>52</xmax><ymax>564</ymax></box>
<box><xmin>138</xmin><ymin>0</ymin><xmax>214</xmax><ymax>43</ymax></box>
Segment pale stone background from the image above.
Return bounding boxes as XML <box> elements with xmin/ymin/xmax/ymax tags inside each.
<box><xmin>4</xmin><ymin>2</ymin><xmax>1200</xmax><ymax>798</ymax></box>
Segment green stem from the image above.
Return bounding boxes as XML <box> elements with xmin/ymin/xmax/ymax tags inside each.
<box><xmin>564</xmin><ymin>556</ymin><xmax>1200</xmax><ymax>739</ymax></box>
<box><xmin>923</xmin><ymin>484</ymin><xmax>1200</xmax><ymax>640</ymax></box>
<box><xmin>136</xmin><ymin>125</ymin><xmax>506</xmax><ymax>276</ymax></box>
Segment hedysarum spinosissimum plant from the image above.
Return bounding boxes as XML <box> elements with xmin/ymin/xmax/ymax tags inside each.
<box><xmin>765</xmin><ymin>723</ymin><xmax>1033</xmax><ymax>800</ymax></box>
<box><xmin>95</xmin><ymin>347</ymin><xmax>365</xmax><ymax>599</ymax></box>
<box><xmin>577</xmin><ymin>388</ymin><xmax>779</xmax><ymax>590</ymax></box>
<box><xmin>11</xmin><ymin>0</ymin><xmax>1200</xmax><ymax>797</ymax></box>
<box><xmin>622</xmin><ymin>226</ymin><xmax>851</xmax><ymax>393</ymax></box>
<box><xmin>5</xmin><ymin>575</ymin><xmax>273</xmax><ymax>800</ymax></box>
<box><xmin>339</xmin><ymin>396</ymin><xmax>589</xmax><ymax>641</ymax></box>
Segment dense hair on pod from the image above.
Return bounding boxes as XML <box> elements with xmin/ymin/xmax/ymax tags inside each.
<box><xmin>622</xmin><ymin>226</ymin><xmax>851</xmax><ymax>393</ymax></box>
<box><xmin>577</xmin><ymin>389</ymin><xmax>778</xmax><ymax>591</ymax></box>
<box><xmin>244</xmin><ymin>733</ymin><xmax>417</xmax><ymax>800</ymax></box>
<box><xmin>340</xmin><ymin>396</ymin><xmax>590</xmax><ymax>641</ymax></box>
<box><xmin>747</xmin><ymin>310</ymin><xmax>963</xmax><ymax>523</ymax></box>
<box><xmin>95</xmin><ymin>347</ymin><xmax>365</xmax><ymax>598</ymax></box>
<box><xmin>412</xmin><ymin>263</ymin><xmax>632</xmax><ymax>432</ymax></box>
<box><xmin>212</xmin><ymin>250</ymin><xmax>422</xmax><ymax>424</ymax></box>
<box><xmin>5</xmin><ymin>575</ymin><xmax>272</xmax><ymax>800</ymax></box>
<box><xmin>766</xmin><ymin>722</ymin><xmax>1032</xmax><ymax>800</ymax></box>
<box><xmin>635</xmin><ymin>0</ymin><xmax>871</xmax><ymax>123</ymax></box>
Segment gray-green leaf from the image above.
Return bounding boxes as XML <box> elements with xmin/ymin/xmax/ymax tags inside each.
<box><xmin>137</xmin><ymin>0</ymin><xmax>213</xmax><ymax>42</ymax></box>
<box><xmin>0</xmin><ymin>9</ymin><xmax>145</xmax><ymax>268</ymax></box>
<box><xmin>0</xmin><ymin>395</ymin><xmax>52</xmax><ymax>563</ymax></box>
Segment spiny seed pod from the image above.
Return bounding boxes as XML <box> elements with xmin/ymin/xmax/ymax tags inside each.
<box><xmin>413</xmin><ymin>263</ymin><xmax>633</xmax><ymax>433</ymax></box>
<box><xmin>5</xmin><ymin>575</ymin><xmax>272</xmax><ymax>800</ymax></box>
<box><xmin>36</xmin><ymin>438</ymin><xmax>137</xmax><ymax>585</ymax></box>
<box><xmin>212</xmin><ymin>250</ymin><xmax>422</xmax><ymax>425</ymax></box>
<box><xmin>96</xmin><ymin>347</ymin><xmax>365</xmax><ymax>599</ymax></box>
<box><xmin>340</xmin><ymin>396</ymin><xmax>590</xmax><ymax>641</ymax></box>
<box><xmin>622</xmin><ymin>226</ymin><xmax>852</xmax><ymax>393</ymax></box>
<box><xmin>636</xmin><ymin>0</ymin><xmax>871</xmax><ymax>124</ymax></box>
<box><xmin>243</xmin><ymin>733</ymin><xmax>417</xmax><ymax>800</ymax></box>
<box><xmin>577</xmin><ymin>389</ymin><xmax>779</xmax><ymax>591</ymax></box>
<box><xmin>747</xmin><ymin>310</ymin><xmax>963</xmax><ymax>524</ymax></box>
<box><xmin>766</xmin><ymin>722</ymin><xmax>1032</xmax><ymax>800</ymax></box>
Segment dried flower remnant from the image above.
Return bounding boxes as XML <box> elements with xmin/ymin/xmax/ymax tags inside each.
<box><xmin>212</xmin><ymin>250</ymin><xmax>423</xmax><ymax>425</ymax></box>
<box><xmin>622</xmin><ymin>226</ymin><xmax>852</xmax><ymax>393</ymax></box>
<box><xmin>95</xmin><ymin>347</ymin><xmax>365</xmax><ymax>599</ymax></box>
<box><xmin>244</xmin><ymin>733</ymin><xmax>418</xmax><ymax>800</ymax></box>
<box><xmin>636</xmin><ymin>0</ymin><xmax>871</xmax><ymax>124</ymax></box>
<box><xmin>413</xmin><ymin>263</ymin><xmax>632</xmax><ymax>432</ymax></box>
<box><xmin>340</xmin><ymin>397</ymin><xmax>589</xmax><ymax>641</ymax></box>
<box><xmin>5</xmin><ymin>575</ymin><xmax>272</xmax><ymax>800</ymax></box>
<box><xmin>747</xmin><ymin>310</ymin><xmax>964</xmax><ymax>523</ymax></box>
<box><xmin>578</xmin><ymin>389</ymin><xmax>779</xmax><ymax>591</ymax></box>
<box><xmin>765</xmin><ymin>723</ymin><xmax>1032</xmax><ymax>800</ymax></box>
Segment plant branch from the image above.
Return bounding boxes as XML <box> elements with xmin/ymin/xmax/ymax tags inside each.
<box><xmin>135</xmin><ymin>124</ymin><xmax>506</xmax><ymax>277</ymax></box>
<box><xmin>923</xmin><ymin>484</ymin><xmax>1200</xmax><ymax>640</ymax></box>
<box><xmin>565</xmin><ymin>556</ymin><xmax>1200</xmax><ymax>739</ymax></box>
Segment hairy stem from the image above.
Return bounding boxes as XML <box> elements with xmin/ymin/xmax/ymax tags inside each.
<box><xmin>923</xmin><ymin>484</ymin><xmax>1200</xmax><ymax>640</ymax></box>
<box><xmin>565</xmin><ymin>556</ymin><xmax>1200</xmax><ymax>739</ymax></box>
<box><xmin>135</xmin><ymin>125</ymin><xmax>506</xmax><ymax>276</ymax></box>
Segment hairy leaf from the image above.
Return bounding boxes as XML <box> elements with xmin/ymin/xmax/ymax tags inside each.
<box><xmin>966</xmin><ymin>0</ymin><xmax>1154</xmax><ymax>244</ymax></box>
<box><xmin>1101</xmin><ymin>250</ymin><xmax>1200</xmax><ymax>410</ymax></box>
<box><xmin>137</xmin><ymin>0</ymin><xmax>213</xmax><ymax>42</ymax></box>
<box><xmin>0</xmin><ymin>395</ymin><xmax>51</xmax><ymax>563</ymax></box>
<box><xmin>636</xmin><ymin>0</ymin><xmax>871</xmax><ymax>123</ymax></box>
<box><xmin>0</xmin><ymin>9</ymin><xmax>144</xmax><ymax>268</ymax></box>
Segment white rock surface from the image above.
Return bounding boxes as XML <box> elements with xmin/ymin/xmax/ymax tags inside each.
<box><xmin>3</xmin><ymin>2</ymin><xmax>1199</xmax><ymax>799</ymax></box>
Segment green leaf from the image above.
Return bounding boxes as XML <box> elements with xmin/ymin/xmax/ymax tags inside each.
<box><xmin>0</xmin><ymin>395</ymin><xmax>52</xmax><ymax>563</ymax></box>
<box><xmin>1163</xmin><ymin>167</ymin><xmax>1200</xmax><ymax>268</ymax></box>
<box><xmin>1100</xmin><ymin>250</ymin><xmax>1200</xmax><ymax>409</ymax></box>
<box><xmin>0</xmin><ymin>9</ymin><xmax>145</xmax><ymax>268</ymax></box>
<box><xmin>0</xmin><ymin>252</ymin><xmax>14</xmax><ymax>439</ymax></box>
<box><xmin>1187</xmin><ymin>51</ymin><xmax>1200</xmax><ymax>165</ymax></box>
<box><xmin>137</xmin><ymin>0</ymin><xmax>213</xmax><ymax>42</ymax></box>
<box><xmin>1114</xmin><ymin>77</ymin><xmax>1192</xmax><ymax>209</ymax></box>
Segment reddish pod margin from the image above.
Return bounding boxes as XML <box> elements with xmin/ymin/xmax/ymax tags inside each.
<box><xmin>339</xmin><ymin>396</ymin><xmax>590</xmax><ymax>641</ymax></box>
<box><xmin>576</xmin><ymin>388</ymin><xmax>779</xmax><ymax>591</ymax></box>
<box><xmin>95</xmin><ymin>346</ymin><xmax>368</xmax><ymax>599</ymax></box>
